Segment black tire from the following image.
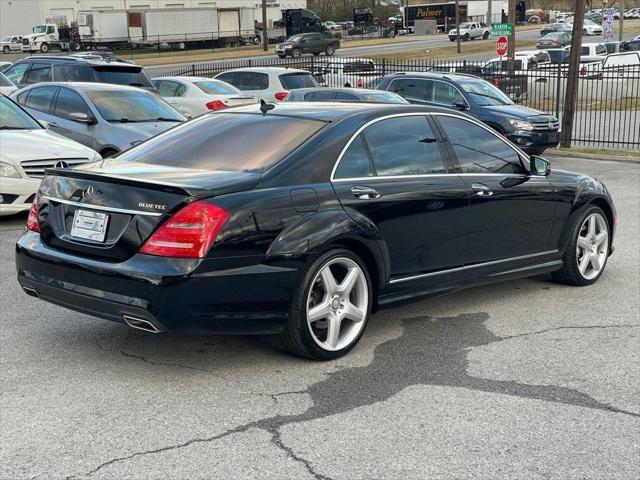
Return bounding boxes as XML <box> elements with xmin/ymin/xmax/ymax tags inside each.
<box><xmin>449</xmin><ymin>37</ymin><xmax>456</xmax><ymax>42</ymax></box>
<box><xmin>2</xmin><ymin>46</ymin><xmax>9</xmax><ymax>54</ymax></box>
<box><xmin>325</xmin><ymin>45</ymin><xmax>335</xmax><ymax>56</ymax></box>
<box><xmin>40</xmin><ymin>43</ymin><xmax>50</xmax><ymax>53</ymax></box>
<box><xmin>483</xmin><ymin>31</ymin><xmax>490</xmax><ymax>40</ymax></box>
<box><xmin>552</xmin><ymin>205</ymin><xmax>610</xmax><ymax>286</ymax></box>
<box><xmin>463</xmin><ymin>33</ymin><xmax>470</xmax><ymax>41</ymax></box>
<box><xmin>291</xmin><ymin>48</ymin><xmax>301</xmax><ymax>58</ymax></box>
<box><xmin>313</xmin><ymin>51</ymin><xmax>320</xmax><ymax>56</ymax></box>
<box><xmin>99</xmin><ymin>148</ymin><xmax>119</xmax><ymax>158</ymax></box>
<box><xmin>278</xmin><ymin>54</ymin><xmax>286</xmax><ymax>59</ymax></box>
<box><xmin>583</xmin><ymin>29</ymin><xmax>588</xmax><ymax>35</ymax></box>
<box><xmin>280</xmin><ymin>248</ymin><xmax>373</xmax><ymax>360</ymax></box>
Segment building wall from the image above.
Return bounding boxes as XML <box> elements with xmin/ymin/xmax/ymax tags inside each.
<box><xmin>0</xmin><ymin>0</ymin><xmax>306</xmax><ymax>35</ymax></box>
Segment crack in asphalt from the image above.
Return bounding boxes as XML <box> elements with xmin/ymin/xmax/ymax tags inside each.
<box><xmin>502</xmin><ymin>324</ymin><xmax>640</xmax><ymax>340</ymax></box>
<box><xmin>71</xmin><ymin>314</ymin><xmax>639</xmax><ymax>478</ymax></box>
<box><xmin>118</xmin><ymin>350</ymin><xmax>212</xmax><ymax>374</ymax></box>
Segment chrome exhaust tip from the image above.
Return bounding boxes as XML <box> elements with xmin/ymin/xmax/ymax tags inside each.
<box><xmin>122</xmin><ymin>315</ymin><xmax>160</xmax><ymax>333</ymax></box>
<box><xmin>22</xmin><ymin>287</ymin><xmax>39</xmax><ymax>298</ymax></box>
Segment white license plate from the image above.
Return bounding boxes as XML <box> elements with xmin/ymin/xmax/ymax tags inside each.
<box><xmin>71</xmin><ymin>209</ymin><xmax>109</xmax><ymax>242</ymax></box>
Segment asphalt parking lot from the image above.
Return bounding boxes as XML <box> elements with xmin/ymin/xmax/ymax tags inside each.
<box><xmin>1</xmin><ymin>156</ymin><xmax>638</xmax><ymax>479</ymax></box>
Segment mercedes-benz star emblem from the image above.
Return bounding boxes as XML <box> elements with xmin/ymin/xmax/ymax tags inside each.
<box><xmin>82</xmin><ymin>185</ymin><xmax>95</xmax><ymax>200</ymax></box>
<box><xmin>54</xmin><ymin>160</ymin><xmax>69</xmax><ymax>169</ymax></box>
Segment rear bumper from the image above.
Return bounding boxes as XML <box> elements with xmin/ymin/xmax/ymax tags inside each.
<box><xmin>16</xmin><ymin>231</ymin><xmax>306</xmax><ymax>334</ymax></box>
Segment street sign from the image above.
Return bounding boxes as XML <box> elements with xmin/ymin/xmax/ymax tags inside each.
<box><xmin>496</xmin><ymin>36</ymin><xmax>508</xmax><ymax>57</ymax></box>
<box><xmin>491</xmin><ymin>23</ymin><xmax>513</xmax><ymax>37</ymax></box>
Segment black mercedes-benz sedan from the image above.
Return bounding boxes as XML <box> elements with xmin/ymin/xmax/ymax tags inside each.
<box><xmin>16</xmin><ymin>103</ymin><xmax>616</xmax><ymax>360</ymax></box>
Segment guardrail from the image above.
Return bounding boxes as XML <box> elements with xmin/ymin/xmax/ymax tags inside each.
<box><xmin>154</xmin><ymin>57</ymin><xmax>640</xmax><ymax>150</ymax></box>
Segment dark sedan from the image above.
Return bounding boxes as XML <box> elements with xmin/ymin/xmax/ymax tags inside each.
<box><xmin>16</xmin><ymin>103</ymin><xmax>616</xmax><ymax>360</ymax></box>
<box><xmin>284</xmin><ymin>87</ymin><xmax>408</xmax><ymax>104</ymax></box>
<box><xmin>537</xmin><ymin>32</ymin><xmax>572</xmax><ymax>49</ymax></box>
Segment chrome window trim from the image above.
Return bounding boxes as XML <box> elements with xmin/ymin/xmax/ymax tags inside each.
<box><xmin>42</xmin><ymin>196</ymin><xmax>163</xmax><ymax>217</ymax></box>
<box><xmin>330</xmin><ymin>111</ymin><xmax>530</xmax><ymax>182</ymax></box>
<box><xmin>389</xmin><ymin>250</ymin><xmax>558</xmax><ymax>284</ymax></box>
<box><xmin>329</xmin><ymin>112</ymin><xmax>445</xmax><ymax>182</ymax></box>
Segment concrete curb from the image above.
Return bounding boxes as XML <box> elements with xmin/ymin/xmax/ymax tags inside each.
<box><xmin>544</xmin><ymin>149</ymin><xmax>640</xmax><ymax>164</ymax></box>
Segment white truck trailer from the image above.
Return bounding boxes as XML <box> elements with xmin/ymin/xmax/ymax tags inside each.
<box><xmin>77</xmin><ymin>10</ymin><xmax>129</xmax><ymax>48</ymax></box>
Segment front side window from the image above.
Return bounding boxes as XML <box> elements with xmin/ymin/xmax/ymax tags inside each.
<box><xmin>24</xmin><ymin>86</ymin><xmax>57</xmax><ymax>113</ymax></box>
<box><xmin>334</xmin><ymin>135</ymin><xmax>373</xmax><ymax>179</ymax></box>
<box><xmin>54</xmin><ymin>88</ymin><xmax>92</xmax><ymax>120</ymax></box>
<box><xmin>4</xmin><ymin>63</ymin><xmax>30</xmax><ymax>84</ymax></box>
<box><xmin>364</xmin><ymin>116</ymin><xmax>445</xmax><ymax>176</ymax></box>
<box><xmin>387</xmin><ymin>78</ymin><xmax>433</xmax><ymax>104</ymax></box>
<box><xmin>437</xmin><ymin>116</ymin><xmax>524</xmax><ymax>174</ymax></box>
<box><xmin>432</xmin><ymin>81</ymin><xmax>465</xmax><ymax>106</ymax></box>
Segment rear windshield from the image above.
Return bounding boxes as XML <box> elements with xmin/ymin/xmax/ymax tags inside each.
<box><xmin>279</xmin><ymin>73</ymin><xmax>317</xmax><ymax>90</ymax></box>
<box><xmin>92</xmin><ymin>66</ymin><xmax>154</xmax><ymax>88</ymax></box>
<box><xmin>117</xmin><ymin>113</ymin><xmax>326</xmax><ymax>172</ymax></box>
<box><xmin>194</xmin><ymin>80</ymin><xmax>239</xmax><ymax>95</ymax></box>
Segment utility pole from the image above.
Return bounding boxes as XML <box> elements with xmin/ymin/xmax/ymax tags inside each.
<box><xmin>262</xmin><ymin>0</ymin><xmax>268</xmax><ymax>52</ymax></box>
<box><xmin>487</xmin><ymin>0</ymin><xmax>492</xmax><ymax>27</ymax></box>
<box><xmin>455</xmin><ymin>0</ymin><xmax>461</xmax><ymax>54</ymax></box>
<box><xmin>559</xmin><ymin>0</ymin><xmax>586</xmax><ymax>148</ymax></box>
<box><xmin>507</xmin><ymin>0</ymin><xmax>515</xmax><ymax>74</ymax></box>
<box><xmin>619</xmin><ymin>0</ymin><xmax>624</xmax><ymax>41</ymax></box>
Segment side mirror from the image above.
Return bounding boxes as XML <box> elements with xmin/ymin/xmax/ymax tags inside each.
<box><xmin>530</xmin><ymin>155</ymin><xmax>551</xmax><ymax>176</ymax></box>
<box><xmin>452</xmin><ymin>100</ymin><xmax>468</xmax><ymax>110</ymax></box>
<box><xmin>69</xmin><ymin>112</ymin><xmax>94</xmax><ymax>124</ymax></box>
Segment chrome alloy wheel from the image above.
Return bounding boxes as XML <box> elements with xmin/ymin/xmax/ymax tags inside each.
<box><xmin>576</xmin><ymin>212</ymin><xmax>609</xmax><ymax>280</ymax></box>
<box><xmin>306</xmin><ymin>257</ymin><xmax>368</xmax><ymax>351</ymax></box>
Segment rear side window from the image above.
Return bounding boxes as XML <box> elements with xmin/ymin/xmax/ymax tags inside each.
<box><xmin>4</xmin><ymin>63</ymin><xmax>30</xmax><ymax>84</ymax></box>
<box><xmin>24</xmin><ymin>86</ymin><xmax>57</xmax><ymax>113</ymax></box>
<box><xmin>155</xmin><ymin>80</ymin><xmax>186</xmax><ymax>97</ymax></box>
<box><xmin>387</xmin><ymin>78</ymin><xmax>433</xmax><ymax>104</ymax></box>
<box><xmin>334</xmin><ymin>135</ymin><xmax>373</xmax><ymax>179</ymax></box>
<box><xmin>364</xmin><ymin>116</ymin><xmax>446</xmax><ymax>176</ymax></box>
<box><xmin>54</xmin><ymin>88</ymin><xmax>92</xmax><ymax>120</ymax></box>
<box><xmin>279</xmin><ymin>73</ymin><xmax>316</xmax><ymax>90</ymax></box>
<box><xmin>304</xmin><ymin>91</ymin><xmax>335</xmax><ymax>101</ymax></box>
<box><xmin>118</xmin><ymin>113</ymin><xmax>325</xmax><ymax>172</ymax></box>
<box><xmin>334</xmin><ymin>92</ymin><xmax>358</xmax><ymax>101</ymax></box>
<box><xmin>437</xmin><ymin>116</ymin><xmax>524</xmax><ymax>174</ymax></box>
<box><xmin>25</xmin><ymin>63</ymin><xmax>52</xmax><ymax>84</ymax></box>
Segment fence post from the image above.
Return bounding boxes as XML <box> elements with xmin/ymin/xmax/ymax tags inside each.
<box><xmin>191</xmin><ymin>64</ymin><xmax>195</xmax><ymax>76</ymax></box>
<box><xmin>555</xmin><ymin>62</ymin><xmax>562</xmax><ymax>119</ymax></box>
<box><xmin>382</xmin><ymin>58</ymin><xmax>386</xmax><ymax>77</ymax></box>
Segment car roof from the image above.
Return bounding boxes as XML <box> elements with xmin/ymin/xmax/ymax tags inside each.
<box><xmin>384</xmin><ymin>71</ymin><xmax>479</xmax><ymax>82</ymax></box>
<box><xmin>23</xmin><ymin>82</ymin><xmax>148</xmax><ymax>92</ymax></box>
<box><xmin>225</xmin><ymin>102</ymin><xmax>454</xmax><ymax>122</ymax></box>
<box><xmin>14</xmin><ymin>56</ymin><xmax>140</xmax><ymax>68</ymax></box>
<box><xmin>153</xmin><ymin>76</ymin><xmax>229</xmax><ymax>83</ymax></box>
<box><xmin>290</xmin><ymin>87</ymin><xmax>390</xmax><ymax>95</ymax></box>
<box><xmin>216</xmin><ymin>67</ymin><xmax>310</xmax><ymax>74</ymax></box>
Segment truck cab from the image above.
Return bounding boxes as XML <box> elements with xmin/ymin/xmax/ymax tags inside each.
<box><xmin>448</xmin><ymin>22</ymin><xmax>491</xmax><ymax>41</ymax></box>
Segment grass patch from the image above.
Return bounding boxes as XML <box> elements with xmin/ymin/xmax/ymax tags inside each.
<box><xmin>367</xmin><ymin>39</ymin><xmax>538</xmax><ymax>61</ymax></box>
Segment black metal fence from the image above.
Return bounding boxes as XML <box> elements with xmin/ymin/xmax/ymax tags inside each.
<box><xmin>153</xmin><ymin>56</ymin><xmax>640</xmax><ymax>150</ymax></box>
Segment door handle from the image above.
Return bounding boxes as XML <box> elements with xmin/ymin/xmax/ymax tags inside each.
<box><xmin>48</xmin><ymin>122</ymin><xmax>59</xmax><ymax>127</ymax></box>
<box><xmin>471</xmin><ymin>183</ymin><xmax>493</xmax><ymax>196</ymax></box>
<box><xmin>351</xmin><ymin>186</ymin><xmax>380</xmax><ymax>199</ymax></box>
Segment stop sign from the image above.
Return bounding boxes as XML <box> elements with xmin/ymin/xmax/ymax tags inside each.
<box><xmin>496</xmin><ymin>36</ymin><xmax>509</xmax><ymax>57</ymax></box>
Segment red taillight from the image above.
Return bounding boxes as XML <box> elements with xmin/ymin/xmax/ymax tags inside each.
<box><xmin>26</xmin><ymin>193</ymin><xmax>40</xmax><ymax>233</ymax></box>
<box><xmin>492</xmin><ymin>76</ymin><xmax>500</xmax><ymax>87</ymax></box>
<box><xmin>274</xmin><ymin>91</ymin><xmax>289</xmax><ymax>101</ymax></box>
<box><xmin>140</xmin><ymin>201</ymin><xmax>229</xmax><ymax>259</ymax></box>
<box><xmin>356</xmin><ymin>78</ymin><xmax>364</xmax><ymax>88</ymax></box>
<box><xmin>206</xmin><ymin>100</ymin><xmax>228</xmax><ymax>111</ymax></box>
<box><xmin>580</xmin><ymin>66</ymin><xmax>587</xmax><ymax>76</ymax></box>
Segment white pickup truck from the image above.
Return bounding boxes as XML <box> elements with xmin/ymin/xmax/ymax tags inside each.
<box><xmin>448</xmin><ymin>22</ymin><xmax>491</xmax><ymax>41</ymax></box>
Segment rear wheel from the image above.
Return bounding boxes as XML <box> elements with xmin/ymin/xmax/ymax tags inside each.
<box><xmin>325</xmin><ymin>44</ymin><xmax>335</xmax><ymax>56</ymax></box>
<box><xmin>280</xmin><ymin>249</ymin><xmax>372</xmax><ymax>360</ymax></box>
<box><xmin>552</xmin><ymin>206</ymin><xmax>610</xmax><ymax>286</ymax></box>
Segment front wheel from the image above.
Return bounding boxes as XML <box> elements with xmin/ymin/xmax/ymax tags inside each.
<box><xmin>552</xmin><ymin>206</ymin><xmax>610</xmax><ymax>286</ymax></box>
<box><xmin>463</xmin><ymin>33</ymin><xmax>470</xmax><ymax>41</ymax></box>
<box><xmin>39</xmin><ymin>42</ymin><xmax>50</xmax><ymax>53</ymax></box>
<box><xmin>291</xmin><ymin>47</ymin><xmax>301</xmax><ymax>58</ymax></box>
<box><xmin>280</xmin><ymin>249</ymin><xmax>372</xmax><ymax>360</ymax></box>
<box><xmin>2</xmin><ymin>46</ymin><xmax>9</xmax><ymax>54</ymax></box>
<box><xmin>325</xmin><ymin>45</ymin><xmax>335</xmax><ymax>56</ymax></box>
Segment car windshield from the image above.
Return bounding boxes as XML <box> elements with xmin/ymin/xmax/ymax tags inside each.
<box><xmin>194</xmin><ymin>81</ymin><xmax>240</xmax><ymax>95</ymax></box>
<box><xmin>92</xmin><ymin>66</ymin><xmax>154</xmax><ymax>88</ymax></box>
<box><xmin>279</xmin><ymin>73</ymin><xmax>317</xmax><ymax>89</ymax></box>
<box><xmin>288</xmin><ymin>35</ymin><xmax>303</xmax><ymax>42</ymax></box>
<box><xmin>458</xmin><ymin>80</ymin><xmax>513</xmax><ymax>106</ymax></box>
<box><xmin>85</xmin><ymin>90</ymin><xmax>185</xmax><ymax>122</ymax></box>
<box><xmin>118</xmin><ymin>113</ymin><xmax>326</xmax><ymax>172</ymax></box>
<box><xmin>459</xmin><ymin>23</ymin><xmax>473</xmax><ymax>28</ymax></box>
<box><xmin>0</xmin><ymin>96</ymin><xmax>41</xmax><ymax>130</ymax></box>
<box><xmin>33</xmin><ymin>25</ymin><xmax>46</xmax><ymax>33</ymax></box>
